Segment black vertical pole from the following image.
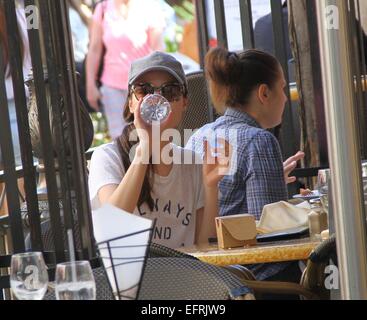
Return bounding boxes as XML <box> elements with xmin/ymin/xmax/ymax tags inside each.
<box><xmin>271</xmin><ymin>0</ymin><xmax>296</xmax><ymax>160</ymax></box>
<box><xmin>195</xmin><ymin>0</ymin><xmax>210</xmax><ymax>68</ymax></box>
<box><xmin>52</xmin><ymin>0</ymin><xmax>95</xmax><ymax>259</ymax></box>
<box><xmin>354</xmin><ymin>0</ymin><xmax>367</xmax><ymax>159</ymax></box>
<box><xmin>213</xmin><ymin>0</ymin><xmax>228</xmax><ymax>49</ymax></box>
<box><xmin>40</xmin><ymin>0</ymin><xmax>76</xmax><ymax>255</ymax></box>
<box><xmin>239</xmin><ymin>0</ymin><xmax>254</xmax><ymax>49</ymax></box>
<box><xmin>4</xmin><ymin>0</ymin><xmax>42</xmax><ymax>251</ymax></box>
<box><xmin>25</xmin><ymin>0</ymin><xmax>65</xmax><ymax>262</ymax></box>
<box><xmin>0</xmin><ymin>36</ymin><xmax>25</xmax><ymax>254</ymax></box>
<box><xmin>305</xmin><ymin>0</ymin><xmax>328</xmax><ymax>166</ymax></box>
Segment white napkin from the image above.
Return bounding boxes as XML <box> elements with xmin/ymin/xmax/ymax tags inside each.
<box><xmin>257</xmin><ymin>201</ymin><xmax>311</xmax><ymax>233</ymax></box>
<box><xmin>92</xmin><ymin>204</ymin><xmax>153</xmax><ymax>299</ymax></box>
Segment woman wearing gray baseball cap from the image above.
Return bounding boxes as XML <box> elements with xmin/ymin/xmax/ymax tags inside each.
<box><xmin>88</xmin><ymin>52</ymin><xmax>230</xmax><ymax>248</ymax></box>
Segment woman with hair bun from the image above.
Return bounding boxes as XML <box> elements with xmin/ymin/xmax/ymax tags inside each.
<box><xmin>186</xmin><ymin>48</ymin><xmax>304</xmax><ymax>289</ymax></box>
<box><xmin>189</xmin><ymin>47</ymin><xmax>299</xmax><ymax>219</ymax></box>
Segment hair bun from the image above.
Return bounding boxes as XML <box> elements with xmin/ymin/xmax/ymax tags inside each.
<box><xmin>204</xmin><ymin>48</ymin><xmax>243</xmax><ymax>86</ymax></box>
<box><xmin>226</xmin><ymin>52</ymin><xmax>242</xmax><ymax>84</ymax></box>
<box><xmin>205</xmin><ymin>47</ymin><xmax>280</xmax><ymax>111</ymax></box>
<box><xmin>227</xmin><ymin>51</ymin><xmax>239</xmax><ymax>62</ymax></box>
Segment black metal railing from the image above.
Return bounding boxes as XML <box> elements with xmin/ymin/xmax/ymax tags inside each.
<box><xmin>0</xmin><ymin>0</ymin><xmax>96</xmax><ymax>299</ymax></box>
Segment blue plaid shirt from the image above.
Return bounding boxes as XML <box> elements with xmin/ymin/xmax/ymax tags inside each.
<box><xmin>186</xmin><ymin>108</ymin><xmax>290</xmax><ymax>280</ymax></box>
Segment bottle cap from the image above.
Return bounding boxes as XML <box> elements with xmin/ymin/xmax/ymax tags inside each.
<box><xmin>140</xmin><ymin>94</ymin><xmax>171</xmax><ymax>125</ymax></box>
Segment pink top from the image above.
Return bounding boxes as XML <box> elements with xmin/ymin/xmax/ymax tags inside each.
<box><xmin>93</xmin><ymin>0</ymin><xmax>165</xmax><ymax>90</ymax></box>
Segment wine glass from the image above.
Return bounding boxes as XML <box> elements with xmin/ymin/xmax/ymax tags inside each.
<box><xmin>10</xmin><ymin>252</ymin><xmax>49</xmax><ymax>300</ymax></box>
<box><xmin>55</xmin><ymin>261</ymin><xmax>96</xmax><ymax>300</ymax></box>
<box><xmin>317</xmin><ymin>169</ymin><xmax>331</xmax><ymax>215</ymax></box>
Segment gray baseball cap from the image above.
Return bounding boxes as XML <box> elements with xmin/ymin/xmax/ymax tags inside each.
<box><xmin>128</xmin><ymin>51</ymin><xmax>188</xmax><ymax>90</ymax></box>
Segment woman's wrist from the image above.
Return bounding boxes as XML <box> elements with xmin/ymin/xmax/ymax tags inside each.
<box><xmin>133</xmin><ymin>143</ymin><xmax>151</xmax><ymax>165</ymax></box>
<box><xmin>86</xmin><ymin>80</ymin><xmax>97</xmax><ymax>90</ymax></box>
<box><xmin>204</xmin><ymin>184</ymin><xmax>219</xmax><ymax>197</ymax></box>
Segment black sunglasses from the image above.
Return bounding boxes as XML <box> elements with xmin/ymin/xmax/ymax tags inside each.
<box><xmin>131</xmin><ymin>82</ymin><xmax>184</xmax><ymax>102</ymax></box>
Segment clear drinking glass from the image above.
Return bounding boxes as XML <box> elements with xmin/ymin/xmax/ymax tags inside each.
<box><xmin>55</xmin><ymin>261</ymin><xmax>96</xmax><ymax>300</ymax></box>
<box><xmin>317</xmin><ymin>169</ymin><xmax>331</xmax><ymax>215</ymax></box>
<box><xmin>140</xmin><ymin>94</ymin><xmax>171</xmax><ymax>125</ymax></box>
<box><xmin>10</xmin><ymin>252</ymin><xmax>49</xmax><ymax>300</ymax></box>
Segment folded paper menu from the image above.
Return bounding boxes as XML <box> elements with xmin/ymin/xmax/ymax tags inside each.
<box><xmin>92</xmin><ymin>204</ymin><xmax>153</xmax><ymax>300</ymax></box>
<box><xmin>215</xmin><ymin>214</ymin><xmax>257</xmax><ymax>249</ymax></box>
<box><xmin>257</xmin><ymin>201</ymin><xmax>311</xmax><ymax>234</ymax></box>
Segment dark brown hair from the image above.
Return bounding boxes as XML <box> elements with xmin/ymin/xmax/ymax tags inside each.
<box><xmin>205</xmin><ymin>47</ymin><xmax>281</xmax><ymax>111</ymax></box>
<box><xmin>116</xmin><ymin>96</ymin><xmax>155</xmax><ymax>211</ymax></box>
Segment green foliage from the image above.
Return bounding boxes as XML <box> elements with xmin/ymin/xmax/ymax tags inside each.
<box><xmin>164</xmin><ymin>24</ymin><xmax>184</xmax><ymax>53</ymax></box>
<box><xmin>164</xmin><ymin>0</ymin><xmax>194</xmax><ymax>53</ymax></box>
<box><xmin>165</xmin><ymin>36</ymin><xmax>179</xmax><ymax>53</ymax></box>
<box><xmin>173</xmin><ymin>2</ymin><xmax>195</xmax><ymax>22</ymax></box>
<box><xmin>90</xmin><ymin>112</ymin><xmax>111</xmax><ymax>147</ymax></box>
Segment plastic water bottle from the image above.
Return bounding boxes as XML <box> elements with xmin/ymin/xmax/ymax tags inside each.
<box><xmin>140</xmin><ymin>94</ymin><xmax>171</xmax><ymax>125</ymax></box>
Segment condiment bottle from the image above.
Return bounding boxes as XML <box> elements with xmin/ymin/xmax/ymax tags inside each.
<box><xmin>308</xmin><ymin>198</ymin><xmax>328</xmax><ymax>241</ymax></box>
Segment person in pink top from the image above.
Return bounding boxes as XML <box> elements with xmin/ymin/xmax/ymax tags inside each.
<box><xmin>86</xmin><ymin>0</ymin><xmax>165</xmax><ymax>139</ymax></box>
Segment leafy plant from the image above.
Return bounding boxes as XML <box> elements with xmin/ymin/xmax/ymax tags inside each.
<box><xmin>90</xmin><ymin>112</ymin><xmax>111</xmax><ymax>147</ymax></box>
<box><xmin>163</xmin><ymin>0</ymin><xmax>195</xmax><ymax>52</ymax></box>
<box><xmin>173</xmin><ymin>0</ymin><xmax>195</xmax><ymax>21</ymax></box>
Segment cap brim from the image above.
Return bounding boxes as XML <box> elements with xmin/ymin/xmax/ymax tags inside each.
<box><xmin>129</xmin><ymin>66</ymin><xmax>185</xmax><ymax>86</ymax></box>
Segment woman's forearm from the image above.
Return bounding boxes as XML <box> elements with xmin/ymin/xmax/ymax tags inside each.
<box><xmin>197</xmin><ymin>186</ymin><xmax>219</xmax><ymax>244</ymax></box>
<box><xmin>105</xmin><ymin>144</ymin><xmax>151</xmax><ymax>213</ymax></box>
<box><xmin>107</xmin><ymin>161</ymin><xmax>148</xmax><ymax>213</ymax></box>
<box><xmin>86</xmin><ymin>47</ymin><xmax>102</xmax><ymax>88</ymax></box>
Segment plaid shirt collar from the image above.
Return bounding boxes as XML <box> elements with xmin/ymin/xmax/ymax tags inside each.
<box><xmin>223</xmin><ymin>108</ymin><xmax>261</xmax><ymax>129</ymax></box>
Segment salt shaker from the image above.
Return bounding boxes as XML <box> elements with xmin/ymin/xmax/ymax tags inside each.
<box><xmin>308</xmin><ymin>199</ymin><xmax>328</xmax><ymax>241</ymax></box>
<box><xmin>140</xmin><ymin>94</ymin><xmax>171</xmax><ymax>125</ymax></box>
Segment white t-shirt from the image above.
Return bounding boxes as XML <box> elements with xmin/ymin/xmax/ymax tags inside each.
<box><xmin>88</xmin><ymin>142</ymin><xmax>205</xmax><ymax>248</ymax></box>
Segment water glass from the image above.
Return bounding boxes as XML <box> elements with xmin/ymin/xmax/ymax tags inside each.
<box><xmin>55</xmin><ymin>261</ymin><xmax>96</xmax><ymax>300</ymax></box>
<box><xmin>10</xmin><ymin>252</ymin><xmax>49</xmax><ymax>300</ymax></box>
